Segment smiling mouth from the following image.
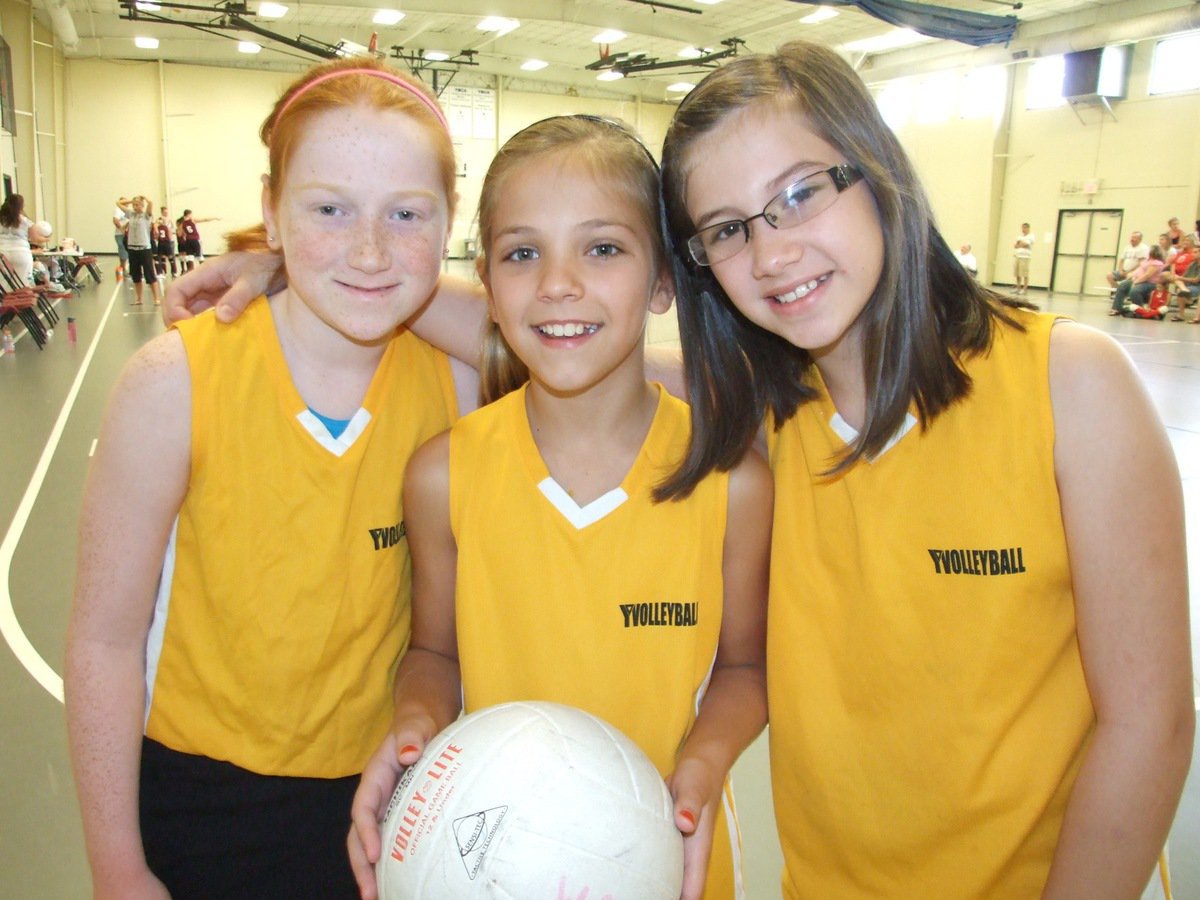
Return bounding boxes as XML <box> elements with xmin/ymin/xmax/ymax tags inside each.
<box><xmin>338</xmin><ymin>281</ymin><xmax>396</xmax><ymax>293</ymax></box>
<box><xmin>534</xmin><ymin>322</ymin><xmax>600</xmax><ymax>337</ymax></box>
<box><xmin>773</xmin><ymin>273</ymin><xmax>831</xmax><ymax>304</ymax></box>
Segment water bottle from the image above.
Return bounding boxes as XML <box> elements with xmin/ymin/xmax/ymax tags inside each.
<box><xmin>2</xmin><ymin>327</ymin><xmax>14</xmax><ymax>354</ymax></box>
<box><xmin>67</xmin><ymin>317</ymin><xmax>77</xmax><ymax>343</ymax></box>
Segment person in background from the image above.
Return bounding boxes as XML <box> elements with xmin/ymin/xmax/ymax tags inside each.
<box><xmin>1162</xmin><ymin>234</ymin><xmax>1200</xmax><ymax>321</ymax></box>
<box><xmin>1156</xmin><ymin>232</ymin><xmax>1178</xmax><ymax>267</ymax></box>
<box><xmin>0</xmin><ymin>193</ymin><xmax>52</xmax><ymax>285</ymax></box>
<box><xmin>1107</xmin><ymin>231</ymin><xmax>1149</xmax><ymax>293</ymax></box>
<box><xmin>113</xmin><ymin>198</ymin><xmax>130</xmax><ymax>280</ymax></box>
<box><xmin>1110</xmin><ymin>244</ymin><xmax>1167</xmax><ymax>316</ymax></box>
<box><xmin>119</xmin><ymin>195</ymin><xmax>164</xmax><ymax>307</ymax></box>
<box><xmin>178</xmin><ymin>208</ymin><xmax>219</xmax><ymax>271</ymax></box>
<box><xmin>154</xmin><ymin>206</ymin><xmax>177</xmax><ymax>278</ymax></box>
<box><xmin>954</xmin><ymin>242</ymin><xmax>978</xmax><ymax>277</ymax></box>
<box><xmin>1012</xmin><ymin>222</ymin><xmax>1033</xmax><ymax>293</ymax></box>
<box><xmin>1166</xmin><ymin>217</ymin><xmax>1183</xmax><ymax>246</ymax></box>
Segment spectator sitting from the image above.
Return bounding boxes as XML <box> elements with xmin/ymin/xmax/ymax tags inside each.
<box><xmin>1161</xmin><ymin>235</ymin><xmax>1200</xmax><ymax>320</ymax></box>
<box><xmin>1157</xmin><ymin>232</ymin><xmax>1178</xmax><ymax>266</ymax></box>
<box><xmin>954</xmin><ymin>243</ymin><xmax>978</xmax><ymax>277</ymax></box>
<box><xmin>1106</xmin><ymin>231</ymin><xmax>1149</xmax><ymax>292</ymax></box>
<box><xmin>1167</xmin><ymin>217</ymin><xmax>1184</xmax><ymax>246</ymax></box>
<box><xmin>1109</xmin><ymin>244</ymin><xmax>1166</xmax><ymax>316</ymax></box>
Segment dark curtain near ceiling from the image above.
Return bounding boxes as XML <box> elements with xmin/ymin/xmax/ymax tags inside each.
<box><xmin>806</xmin><ymin>0</ymin><xmax>1018</xmax><ymax>47</ymax></box>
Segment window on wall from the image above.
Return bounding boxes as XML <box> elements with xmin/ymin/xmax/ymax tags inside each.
<box><xmin>1149</xmin><ymin>32</ymin><xmax>1200</xmax><ymax>95</ymax></box>
<box><xmin>875</xmin><ymin>80</ymin><xmax>914</xmax><ymax>131</ymax></box>
<box><xmin>962</xmin><ymin>67</ymin><xmax>1007</xmax><ymax>118</ymax></box>
<box><xmin>1025</xmin><ymin>56</ymin><xmax>1066</xmax><ymax>109</ymax></box>
<box><xmin>873</xmin><ymin>66</ymin><xmax>1008</xmax><ymax>128</ymax></box>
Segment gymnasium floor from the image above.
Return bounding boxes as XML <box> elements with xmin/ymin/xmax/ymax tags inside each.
<box><xmin>1</xmin><ymin>263</ymin><xmax>1198</xmax><ymax>898</ymax></box>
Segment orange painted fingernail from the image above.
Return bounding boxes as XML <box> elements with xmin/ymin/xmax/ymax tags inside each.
<box><xmin>400</xmin><ymin>744</ymin><xmax>419</xmax><ymax>756</ymax></box>
<box><xmin>679</xmin><ymin>810</ymin><xmax>696</xmax><ymax>829</ymax></box>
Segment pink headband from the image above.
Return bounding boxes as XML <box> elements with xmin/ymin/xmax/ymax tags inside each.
<box><xmin>277</xmin><ymin>67</ymin><xmax>449</xmax><ymax>131</ymax></box>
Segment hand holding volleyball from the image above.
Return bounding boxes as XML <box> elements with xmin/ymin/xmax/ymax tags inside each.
<box><xmin>374</xmin><ymin>702</ymin><xmax>684</xmax><ymax>899</ymax></box>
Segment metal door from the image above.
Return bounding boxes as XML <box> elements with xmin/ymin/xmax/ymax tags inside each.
<box><xmin>1051</xmin><ymin>209</ymin><xmax>1123</xmax><ymax>295</ymax></box>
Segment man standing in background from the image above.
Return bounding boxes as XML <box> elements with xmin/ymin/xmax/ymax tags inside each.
<box><xmin>1013</xmin><ymin>222</ymin><xmax>1033</xmax><ymax>294</ymax></box>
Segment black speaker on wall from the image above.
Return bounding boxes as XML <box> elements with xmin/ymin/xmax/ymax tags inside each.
<box><xmin>1063</xmin><ymin>46</ymin><xmax>1130</xmax><ymax>101</ymax></box>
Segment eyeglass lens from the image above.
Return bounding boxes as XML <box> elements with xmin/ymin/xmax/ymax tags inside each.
<box><xmin>688</xmin><ymin>165</ymin><xmax>860</xmax><ymax>266</ymax></box>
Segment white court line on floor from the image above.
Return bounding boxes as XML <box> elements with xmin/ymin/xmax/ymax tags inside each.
<box><xmin>0</xmin><ymin>284</ymin><xmax>122</xmax><ymax>704</ymax></box>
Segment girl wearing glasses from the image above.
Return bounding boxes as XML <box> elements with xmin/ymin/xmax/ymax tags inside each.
<box><xmin>658</xmin><ymin>41</ymin><xmax>1190</xmax><ymax>900</ymax></box>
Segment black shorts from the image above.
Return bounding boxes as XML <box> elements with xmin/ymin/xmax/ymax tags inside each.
<box><xmin>127</xmin><ymin>247</ymin><xmax>157</xmax><ymax>284</ymax></box>
<box><xmin>156</xmin><ymin>239</ymin><xmax>176</xmax><ymax>256</ymax></box>
<box><xmin>139</xmin><ymin>738</ymin><xmax>359</xmax><ymax>900</ymax></box>
<box><xmin>180</xmin><ymin>239</ymin><xmax>202</xmax><ymax>257</ymax></box>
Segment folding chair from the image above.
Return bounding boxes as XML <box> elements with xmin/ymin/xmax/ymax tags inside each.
<box><xmin>0</xmin><ymin>253</ymin><xmax>68</xmax><ymax>330</ymax></box>
<box><xmin>0</xmin><ymin>291</ymin><xmax>48</xmax><ymax>349</ymax></box>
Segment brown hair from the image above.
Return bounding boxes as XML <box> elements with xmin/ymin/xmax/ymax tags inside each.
<box><xmin>0</xmin><ymin>193</ymin><xmax>24</xmax><ymax>229</ymax></box>
<box><xmin>656</xmin><ymin>40</ymin><xmax>1031</xmax><ymax>499</ymax></box>
<box><xmin>475</xmin><ymin>115</ymin><xmax>666</xmax><ymax>404</ymax></box>
<box><xmin>226</xmin><ymin>57</ymin><xmax>456</xmax><ymax>253</ymax></box>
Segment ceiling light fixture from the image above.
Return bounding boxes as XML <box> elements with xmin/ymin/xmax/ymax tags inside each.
<box><xmin>478</xmin><ymin>16</ymin><xmax>519</xmax><ymax>36</ymax></box>
<box><xmin>800</xmin><ymin>8</ymin><xmax>838</xmax><ymax>24</ymax></box>
<box><xmin>256</xmin><ymin>2</ymin><xmax>288</xmax><ymax>19</ymax></box>
<box><xmin>238</xmin><ymin>40</ymin><xmax>261</xmax><ymax>53</ymax></box>
<box><xmin>134</xmin><ymin>35</ymin><xmax>159</xmax><ymax>48</ymax></box>
<box><xmin>520</xmin><ymin>59</ymin><xmax>548</xmax><ymax>71</ymax></box>
<box><xmin>597</xmin><ymin>70</ymin><xmax>624</xmax><ymax>81</ymax></box>
<box><xmin>423</xmin><ymin>50</ymin><xmax>450</xmax><ymax>61</ymax></box>
<box><xmin>593</xmin><ymin>30</ymin><xmax>626</xmax><ymax>44</ymax></box>
<box><xmin>667</xmin><ymin>82</ymin><xmax>694</xmax><ymax>92</ymax></box>
<box><xmin>372</xmin><ymin>9</ymin><xmax>404</xmax><ymax>26</ymax></box>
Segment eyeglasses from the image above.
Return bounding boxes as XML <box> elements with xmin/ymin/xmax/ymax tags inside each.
<box><xmin>686</xmin><ymin>164</ymin><xmax>864</xmax><ymax>267</ymax></box>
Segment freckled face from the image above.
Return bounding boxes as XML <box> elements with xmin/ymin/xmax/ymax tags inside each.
<box><xmin>682</xmin><ymin>102</ymin><xmax>884</xmax><ymax>363</ymax></box>
<box><xmin>263</xmin><ymin>105</ymin><xmax>450</xmax><ymax>346</ymax></box>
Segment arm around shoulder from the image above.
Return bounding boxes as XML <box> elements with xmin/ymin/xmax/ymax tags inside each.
<box><xmin>1043</xmin><ymin>321</ymin><xmax>1193</xmax><ymax>898</ymax></box>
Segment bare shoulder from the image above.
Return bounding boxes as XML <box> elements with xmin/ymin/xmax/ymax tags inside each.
<box><xmin>1048</xmin><ymin>319</ymin><xmax>1172</xmax><ymax>481</ymax></box>
<box><xmin>726</xmin><ymin>443</ymin><xmax>773</xmax><ymax>513</ymax></box>
<box><xmin>404</xmin><ymin>430</ymin><xmax>452</xmax><ymax>500</ymax></box>
<box><xmin>1047</xmin><ymin>320</ymin><xmax>1148</xmax><ymax>429</ymax></box>
<box><xmin>108</xmin><ymin>329</ymin><xmax>190</xmax><ymax>421</ymax></box>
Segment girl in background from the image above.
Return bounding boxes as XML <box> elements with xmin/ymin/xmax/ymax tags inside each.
<box><xmin>66</xmin><ymin>58</ymin><xmax>471</xmax><ymax>899</ymax></box>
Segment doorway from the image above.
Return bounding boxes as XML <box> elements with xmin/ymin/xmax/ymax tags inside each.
<box><xmin>1051</xmin><ymin>208</ymin><xmax>1123</xmax><ymax>296</ymax></box>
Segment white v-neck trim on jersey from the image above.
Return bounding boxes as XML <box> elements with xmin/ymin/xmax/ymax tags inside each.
<box><xmin>537</xmin><ymin>476</ymin><xmax>629</xmax><ymax>530</ymax></box>
<box><xmin>829</xmin><ymin>410</ymin><xmax>917</xmax><ymax>461</ymax></box>
<box><xmin>294</xmin><ymin>408</ymin><xmax>372</xmax><ymax>457</ymax></box>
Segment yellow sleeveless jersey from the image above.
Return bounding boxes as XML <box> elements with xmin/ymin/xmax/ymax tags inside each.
<box><xmin>145</xmin><ymin>297</ymin><xmax>457</xmax><ymax>778</ymax></box>
<box><xmin>449</xmin><ymin>384</ymin><xmax>743</xmax><ymax>900</ymax></box>
<box><xmin>767</xmin><ymin>309</ymin><xmax>1092</xmax><ymax>898</ymax></box>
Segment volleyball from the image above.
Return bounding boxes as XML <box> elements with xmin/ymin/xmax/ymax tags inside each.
<box><xmin>376</xmin><ymin>701</ymin><xmax>684</xmax><ymax>899</ymax></box>
<box><xmin>36</xmin><ymin>220</ymin><xmax>52</xmax><ymax>236</ymax></box>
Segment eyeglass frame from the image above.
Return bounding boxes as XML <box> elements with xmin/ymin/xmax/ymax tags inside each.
<box><xmin>685</xmin><ymin>163</ymin><xmax>864</xmax><ymax>267</ymax></box>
